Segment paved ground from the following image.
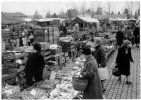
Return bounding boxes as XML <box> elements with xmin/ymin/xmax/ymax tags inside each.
<box><xmin>104</xmin><ymin>48</ymin><xmax>140</xmax><ymax>99</ymax></box>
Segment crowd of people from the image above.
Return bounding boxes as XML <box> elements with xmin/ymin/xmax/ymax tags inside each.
<box><xmin>5</xmin><ymin>26</ymin><xmax>35</xmax><ymax>51</ymax></box>
<box><xmin>3</xmin><ymin>18</ymin><xmax>140</xmax><ymax>99</ymax></box>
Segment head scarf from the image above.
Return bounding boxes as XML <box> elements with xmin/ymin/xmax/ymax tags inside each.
<box><xmin>122</xmin><ymin>40</ymin><xmax>131</xmax><ymax>47</ymax></box>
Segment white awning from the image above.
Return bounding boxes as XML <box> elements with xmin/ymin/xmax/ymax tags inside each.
<box><xmin>78</xmin><ymin>17</ymin><xmax>99</xmax><ymax>23</ymax></box>
<box><xmin>115</xmin><ymin>18</ymin><xmax>127</xmax><ymax>21</ymax></box>
<box><xmin>36</xmin><ymin>18</ymin><xmax>53</xmax><ymax>22</ymax></box>
<box><xmin>23</xmin><ymin>18</ymin><xmax>33</xmax><ymax>22</ymax></box>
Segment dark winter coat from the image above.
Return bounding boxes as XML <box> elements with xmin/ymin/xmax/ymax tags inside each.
<box><xmin>116</xmin><ymin>30</ymin><xmax>125</xmax><ymax>46</ymax></box>
<box><xmin>133</xmin><ymin>27</ymin><xmax>140</xmax><ymax>44</ymax></box>
<box><xmin>62</xmin><ymin>26</ymin><xmax>67</xmax><ymax>35</ymax></box>
<box><xmin>81</xmin><ymin>55</ymin><xmax>103</xmax><ymax>99</ymax></box>
<box><xmin>25</xmin><ymin>52</ymin><xmax>45</xmax><ymax>85</ymax></box>
<box><xmin>116</xmin><ymin>47</ymin><xmax>133</xmax><ymax>76</ymax></box>
<box><xmin>93</xmin><ymin>45</ymin><xmax>106</xmax><ymax>68</ymax></box>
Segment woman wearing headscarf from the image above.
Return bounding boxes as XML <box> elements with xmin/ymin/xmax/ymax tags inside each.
<box><xmin>25</xmin><ymin>42</ymin><xmax>45</xmax><ymax>87</ymax></box>
<box><xmin>81</xmin><ymin>46</ymin><xmax>103</xmax><ymax>99</ymax></box>
<box><xmin>93</xmin><ymin>38</ymin><xmax>108</xmax><ymax>92</ymax></box>
<box><xmin>116</xmin><ymin>40</ymin><xmax>134</xmax><ymax>84</ymax></box>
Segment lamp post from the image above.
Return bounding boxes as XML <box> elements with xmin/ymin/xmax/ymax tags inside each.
<box><xmin>66</xmin><ymin>4</ymin><xmax>68</xmax><ymax>19</ymax></box>
<box><xmin>43</xmin><ymin>9</ymin><xmax>45</xmax><ymax>18</ymax></box>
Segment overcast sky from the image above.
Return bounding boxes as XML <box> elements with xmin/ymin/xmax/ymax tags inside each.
<box><xmin>1</xmin><ymin>0</ymin><xmax>139</xmax><ymax>17</ymax></box>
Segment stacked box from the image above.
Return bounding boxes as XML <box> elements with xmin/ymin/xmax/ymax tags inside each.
<box><xmin>51</xmin><ymin>54</ymin><xmax>59</xmax><ymax>64</ymax></box>
<box><xmin>59</xmin><ymin>57</ymin><xmax>65</xmax><ymax>65</ymax></box>
<box><xmin>40</xmin><ymin>42</ymin><xmax>50</xmax><ymax>50</ymax></box>
<box><xmin>50</xmin><ymin>46</ymin><xmax>62</xmax><ymax>55</ymax></box>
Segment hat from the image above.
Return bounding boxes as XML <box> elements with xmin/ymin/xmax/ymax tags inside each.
<box><xmin>85</xmin><ymin>35</ymin><xmax>91</xmax><ymax>40</ymax></box>
<box><xmin>33</xmin><ymin>42</ymin><xmax>41</xmax><ymax>52</ymax></box>
<box><xmin>122</xmin><ymin>40</ymin><xmax>131</xmax><ymax>47</ymax></box>
<box><xmin>82</xmin><ymin>46</ymin><xmax>92</xmax><ymax>55</ymax></box>
<box><xmin>94</xmin><ymin>38</ymin><xmax>102</xmax><ymax>47</ymax></box>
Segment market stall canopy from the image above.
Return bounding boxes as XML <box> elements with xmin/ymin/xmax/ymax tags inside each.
<box><xmin>108</xmin><ymin>17</ymin><xmax>116</xmax><ymax>21</ymax></box>
<box><xmin>70</xmin><ymin>17</ymin><xmax>99</xmax><ymax>24</ymax></box>
<box><xmin>31</xmin><ymin>18</ymin><xmax>53</xmax><ymax>22</ymax></box>
<box><xmin>93</xmin><ymin>14</ymin><xmax>127</xmax><ymax>20</ymax></box>
<box><xmin>115</xmin><ymin>18</ymin><xmax>127</xmax><ymax>21</ymax></box>
<box><xmin>23</xmin><ymin>18</ymin><xmax>33</xmax><ymax>22</ymax></box>
<box><xmin>11</xmin><ymin>18</ymin><xmax>27</xmax><ymax>23</ymax></box>
<box><xmin>2</xmin><ymin>18</ymin><xmax>21</xmax><ymax>24</ymax></box>
<box><xmin>129</xmin><ymin>18</ymin><xmax>136</xmax><ymax>21</ymax></box>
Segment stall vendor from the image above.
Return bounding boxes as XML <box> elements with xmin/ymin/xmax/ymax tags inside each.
<box><xmin>5</xmin><ymin>37</ymin><xmax>16</xmax><ymax>51</ymax></box>
<box><xmin>25</xmin><ymin>42</ymin><xmax>45</xmax><ymax>87</ymax></box>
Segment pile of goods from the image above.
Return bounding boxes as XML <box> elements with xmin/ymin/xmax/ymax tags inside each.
<box><xmin>20</xmin><ymin>88</ymin><xmax>47</xmax><ymax>99</ymax></box>
<box><xmin>37</xmin><ymin>79</ymin><xmax>60</xmax><ymax>90</ymax></box>
<box><xmin>2</xmin><ymin>84</ymin><xmax>20</xmax><ymax>99</ymax></box>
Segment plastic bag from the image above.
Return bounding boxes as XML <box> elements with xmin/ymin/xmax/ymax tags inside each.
<box><xmin>98</xmin><ymin>67</ymin><xmax>109</xmax><ymax>80</ymax></box>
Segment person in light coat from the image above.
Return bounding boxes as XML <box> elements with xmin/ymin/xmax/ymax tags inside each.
<box><xmin>81</xmin><ymin>46</ymin><xmax>103</xmax><ymax>99</ymax></box>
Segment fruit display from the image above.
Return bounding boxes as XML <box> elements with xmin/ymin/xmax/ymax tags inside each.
<box><xmin>20</xmin><ymin>88</ymin><xmax>47</xmax><ymax>99</ymax></box>
<box><xmin>37</xmin><ymin>79</ymin><xmax>60</xmax><ymax>90</ymax></box>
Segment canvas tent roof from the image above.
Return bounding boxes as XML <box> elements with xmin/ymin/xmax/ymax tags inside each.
<box><xmin>23</xmin><ymin>18</ymin><xmax>33</xmax><ymax>22</ymax></box>
<box><xmin>2</xmin><ymin>18</ymin><xmax>20</xmax><ymax>24</ymax></box>
<box><xmin>93</xmin><ymin>14</ymin><xmax>127</xmax><ymax>19</ymax></box>
<box><xmin>70</xmin><ymin>17</ymin><xmax>99</xmax><ymax>24</ymax></box>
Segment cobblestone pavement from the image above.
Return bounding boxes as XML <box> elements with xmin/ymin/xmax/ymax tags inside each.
<box><xmin>104</xmin><ymin>48</ymin><xmax>140</xmax><ymax>99</ymax></box>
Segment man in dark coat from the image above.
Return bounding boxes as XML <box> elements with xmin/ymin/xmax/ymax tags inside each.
<box><xmin>116</xmin><ymin>40</ymin><xmax>134</xmax><ymax>84</ymax></box>
<box><xmin>62</xmin><ymin>23</ymin><xmax>67</xmax><ymax>36</ymax></box>
<box><xmin>133</xmin><ymin>25</ymin><xmax>140</xmax><ymax>47</ymax></box>
<box><xmin>81</xmin><ymin>46</ymin><xmax>103</xmax><ymax>99</ymax></box>
<box><xmin>116</xmin><ymin>27</ymin><xmax>125</xmax><ymax>48</ymax></box>
<box><xmin>25</xmin><ymin>43</ymin><xmax>45</xmax><ymax>87</ymax></box>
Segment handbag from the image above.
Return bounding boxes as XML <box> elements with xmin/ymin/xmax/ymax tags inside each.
<box><xmin>98</xmin><ymin>67</ymin><xmax>109</xmax><ymax>80</ymax></box>
<box><xmin>29</xmin><ymin>34</ymin><xmax>34</xmax><ymax>39</ymax></box>
<box><xmin>112</xmin><ymin>65</ymin><xmax>121</xmax><ymax>77</ymax></box>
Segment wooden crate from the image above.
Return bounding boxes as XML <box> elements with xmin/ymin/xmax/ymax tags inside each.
<box><xmin>44</xmin><ymin>54</ymin><xmax>52</xmax><ymax>61</ymax></box>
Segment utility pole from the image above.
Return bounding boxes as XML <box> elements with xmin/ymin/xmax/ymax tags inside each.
<box><xmin>66</xmin><ymin>4</ymin><xmax>68</xmax><ymax>19</ymax></box>
<box><xmin>43</xmin><ymin>9</ymin><xmax>45</xmax><ymax>18</ymax></box>
<box><xmin>92</xmin><ymin>4</ymin><xmax>93</xmax><ymax>12</ymax></box>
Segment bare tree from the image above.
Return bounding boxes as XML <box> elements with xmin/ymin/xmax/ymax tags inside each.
<box><xmin>90</xmin><ymin>1</ymin><xmax>101</xmax><ymax>12</ymax></box>
<box><xmin>125</xmin><ymin>1</ymin><xmax>134</xmax><ymax>15</ymax></box>
<box><xmin>71</xmin><ymin>2</ymin><xmax>79</xmax><ymax>14</ymax></box>
<box><xmin>80</xmin><ymin>1</ymin><xmax>86</xmax><ymax>14</ymax></box>
<box><xmin>135</xmin><ymin>1</ymin><xmax>140</xmax><ymax>9</ymax></box>
<box><xmin>107</xmin><ymin>2</ymin><xmax>115</xmax><ymax>14</ymax></box>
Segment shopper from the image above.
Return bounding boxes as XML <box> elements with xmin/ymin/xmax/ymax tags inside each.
<box><xmin>90</xmin><ymin>26</ymin><xmax>96</xmax><ymax>39</ymax></box>
<box><xmin>5</xmin><ymin>37</ymin><xmax>16</xmax><ymax>51</ymax></box>
<box><xmin>126</xmin><ymin>26</ymin><xmax>132</xmax><ymax>41</ymax></box>
<box><xmin>133</xmin><ymin>24</ymin><xmax>140</xmax><ymax>48</ymax></box>
<box><xmin>27</xmin><ymin>27</ymin><xmax>34</xmax><ymax>46</ymax></box>
<box><xmin>81</xmin><ymin>46</ymin><xmax>103</xmax><ymax>99</ymax></box>
<box><xmin>62</xmin><ymin>23</ymin><xmax>67</xmax><ymax>36</ymax></box>
<box><xmin>116</xmin><ymin>27</ymin><xmax>125</xmax><ymax>48</ymax></box>
<box><xmin>116</xmin><ymin>40</ymin><xmax>134</xmax><ymax>84</ymax></box>
<box><xmin>25</xmin><ymin>42</ymin><xmax>45</xmax><ymax>87</ymax></box>
<box><xmin>93</xmin><ymin>38</ymin><xmax>108</xmax><ymax>93</ymax></box>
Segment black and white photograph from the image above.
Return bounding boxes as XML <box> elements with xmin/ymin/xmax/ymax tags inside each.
<box><xmin>1</xmin><ymin>0</ymin><xmax>140</xmax><ymax>99</ymax></box>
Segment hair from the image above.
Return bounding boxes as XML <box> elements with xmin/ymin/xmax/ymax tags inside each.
<box><xmin>82</xmin><ymin>46</ymin><xmax>92</xmax><ymax>55</ymax></box>
<box><xmin>32</xmin><ymin>42</ymin><xmax>41</xmax><ymax>52</ymax></box>
<box><xmin>127</xmin><ymin>26</ymin><xmax>130</xmax><ymax>29</ymax></box>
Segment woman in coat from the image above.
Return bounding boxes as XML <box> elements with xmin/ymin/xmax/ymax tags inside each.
<box><xmin>133</xmin><ymin>24</ymin><xmax>140</xmax><ymax>48</ymax></box>
<box><xmin>116</xmin><ymin>27</ymin><xmax>125</xmax><ymax>48</ymax></box>
<box><xmin>93</xmin><ymin>38</ymin><xmax>108</xmax><ymax>92</ymax></box>
<box><xmin>81</xmin><ymin>46</ymin><xmax>103</xmax><ymax>99</ymax></box>
<box><xmin>116</xmin><ymin>40</ymin><xmax>134</xmax><ymax>84</ymax></box>
<box><xmin>25</xmin><ymin>42</ymin><xmax>45</xmax><ymax>87</ymax></box>
<box><xmin>5</xmin><ymin>37</ymin><xmax>16</xmax><ymax>51</ymax></box>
